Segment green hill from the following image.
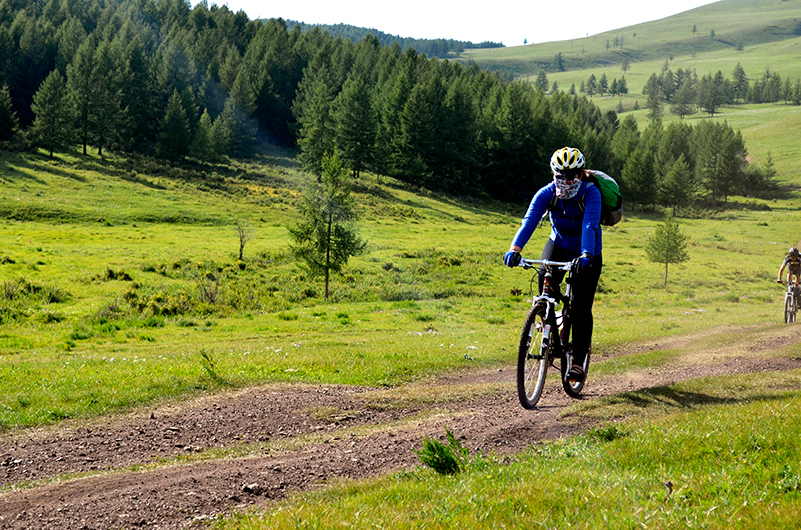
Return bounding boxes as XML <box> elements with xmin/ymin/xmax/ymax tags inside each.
<box><xmin>453</xmin><ymin>0</ymin><xmax>801</xmax><ymax>183</ymax></box>
<box><xmin>460</xmin><ymin>0</ymin><xmax>801</xmax><ymax>80</ymax></box>
<box><xmin>284</xmin><ymin>20</ymin><xmax>504</xmax><ymax>58</ymax></box>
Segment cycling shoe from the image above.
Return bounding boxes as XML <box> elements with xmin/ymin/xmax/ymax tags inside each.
<box><xmin>566</xmin><ymin>365</ymin><xmax>585</xmax><ymax>382</ymax></box>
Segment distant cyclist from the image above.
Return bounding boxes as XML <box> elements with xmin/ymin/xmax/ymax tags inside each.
<box><xmin>777</xmin><ymin>246</ymin><xmax>801</xmax><ymax>298</ymax></box>
<box><xmin>503</xmin><ymin>147</ymin><xmax>604</xmax><ymax>383</ymax></box>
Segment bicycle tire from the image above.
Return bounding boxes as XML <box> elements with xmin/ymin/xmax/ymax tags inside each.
<box><xmin>517</xmin><ymin>301</ymin><xmax>551</xmax><ymax>409</ymax></box>
<box><xmin>786</xmin><ymin>293</ymin><xmax>796</xmax><ymax>324</ymax></box>
<box><xmin>562</xmin><ymin>349</ymin><xmax>590</xmax><ymax>398</ymax></box>
<box><xmin>795</xmin><ymin>294</ymin><xmax>799</xmax><ymax>323</ymax></box>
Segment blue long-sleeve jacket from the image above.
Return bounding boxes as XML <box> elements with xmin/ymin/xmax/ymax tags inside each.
<box><xmin>511</xmin><ymin>180</ymin><xmax>603</xmax><ymax>259</ymax></box>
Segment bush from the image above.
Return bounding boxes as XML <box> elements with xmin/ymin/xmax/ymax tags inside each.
<box><xmin>416</xmin><ymin>428</ymin><xmax>470</xmax><ymax>475</ymax></box>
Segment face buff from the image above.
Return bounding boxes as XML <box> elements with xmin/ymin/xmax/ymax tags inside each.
<box><xmin>553</xmin><ymin>176</ymin><xmax>581</xmax><ymax>200</ymax></box>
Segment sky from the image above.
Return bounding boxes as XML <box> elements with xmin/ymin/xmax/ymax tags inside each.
<box><xmin>191</xmin><ymin>0</ymin><xmax>722</xmax><ymax>47</ymax></box>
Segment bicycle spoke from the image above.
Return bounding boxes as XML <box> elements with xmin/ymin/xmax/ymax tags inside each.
<box><xmin>517</xmin><ymin>302</ymin><xmax>550</xmax><ymax>409</ymax></box>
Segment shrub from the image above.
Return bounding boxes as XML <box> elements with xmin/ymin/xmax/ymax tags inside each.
<box><xmin>416</xmin><ymin>428</ymin><xmax>470</xmax><ymax>475</ymax></box>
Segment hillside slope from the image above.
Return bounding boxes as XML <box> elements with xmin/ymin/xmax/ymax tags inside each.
<box><xmin>461</xmin><ymin>0</ymin><xmax>801</xmax><ymax>78</ymax></box>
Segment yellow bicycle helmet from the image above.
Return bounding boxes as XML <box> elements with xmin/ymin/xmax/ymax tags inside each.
<box><xmin>550</xmin><ymin>147</ymin><xmax>585</xmax><ymax>174</ymax></box>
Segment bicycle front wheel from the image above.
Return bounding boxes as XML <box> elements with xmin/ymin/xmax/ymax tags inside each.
<box><xmin>517</xmin><ymin>301</ymin><xmax>551</xmax><ymax>409</ymax></box>
<box><xmin>786</xmin><ymin>294</ymin><xmax>796</xmax><ymax>323</ymax></box>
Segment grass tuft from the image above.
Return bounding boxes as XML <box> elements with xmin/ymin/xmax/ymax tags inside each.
<box><xmin>415</xmin><ymin>428</ymin><xmax>470</xmax><ymax>475</ymax></box>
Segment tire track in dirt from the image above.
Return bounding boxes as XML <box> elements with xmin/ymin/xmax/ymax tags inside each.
<box><xmin>2</xmin><ymin>352</ymin><xmax>801</xmax><ymax>529</ymax></box>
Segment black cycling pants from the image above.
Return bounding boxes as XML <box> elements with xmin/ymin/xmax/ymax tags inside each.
<box><xmin>537</xmin><ymin>239</ymin><xmax>603</xmax><ymax>365</ymax></box>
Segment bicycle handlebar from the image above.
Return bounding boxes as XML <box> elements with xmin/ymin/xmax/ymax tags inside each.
<box><xmin>517</xmin><ymin>258</ymin><xmax>573</xmax><ymax>271</ymax></box>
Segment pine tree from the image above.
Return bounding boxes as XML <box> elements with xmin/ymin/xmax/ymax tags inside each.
<box><xmin>694</xmin><ymin>121</ymin><xmax>747</xmax><ymax>203</ymax></box>
<box><xmin>210</xmin><ymin>109</ymin><xmax>234</xmax><ymax>159</ymax></box>
<box><xmin>91</xmin><ymin>39</ymin><xmax>123</xmax><ymax>156</ymax></box>
<box><xmin>13</xmin><ymin>14</ymin><xmax>51</xmax><ymax>127</ymax></box>
<box><xmin>398</xmin><ymin>69</ymin><xmax>448</xmax><ymax>188</ymax></box>
<box><xmin>30</xmin><ymin>71</ymin><xmax>72</xmax><ymax>157</ymax></box>
<box><xmin>598</xmin><ymin>73</ymin><xmax>608</xmax><ymax>96</ymax></box>
<box><xmin>535</xmin><ymin>71</ymin><xmax>548</xmax><ymax>92</ymax></box>
<box><xmin>782</xmin><ymin>78</ymin><xmax>793</xmax><ymax>103</ymax></box>
<box><xmin>154</xmin><ymin>39</ymin><xmax>192</xmax><ymax>106</ymax></box>
<box><xmin>617</xmin><ymin>76</ymin><xmax>629</xmax><ymax>94</ymax></box>
<box><xmin>0</xmin><ymin>28</ymin><xmax>12</xmax><ymax>110</ymax></box>
<box><xmin>376</xmin><ymin>67</ymin><xmax>412</xmax><ymax>179</ymax></box>
<box><xmin>610</xmin><ymin>114</ymin><xmax>640</xmax><ymax>191</ymax></box>
<box><xmin>554</xmin><ymin>52</ymin><xmax>565</xmax><ymax>72</ymax></box>
<box><xmin>732</xmin><ymin>62</ymin><xmax>748</xmax><ymax>102</ymax></box>
<box><xmin>223</xmin><ymin>69</ymin><xmax>258</xmax><ymax>158</ymax></box>
<box><xmin>0</xmin><ymin>84</ymin><xmax>19</xmax><ymax>143</ymax></box>
<box><xmin>66</xmin><ymin>37</ymin><xmax>96</xmax><ymax>155</ymax></box>
<box><xmin>657</xmin><ymin>154</ymin><xmax>693</xmax><ymax>216</ymax></box>
<box><xmin>487</xmin><ymin>82</ymin><xmax>538</xmax><ymax>199</ymax></box>
<box><xmin>119</xmin><ymin>37</ymin><xmax>154</xmax><ymax>153</ymax></box>
<box><xmin>645</xmin><ymin>77</ymin><xmax>664</xmax><ymax>121</ymax></box>
<box><xmin>585</xmin><ymin>74</ymin><xmax>597</xmax><ymax>96</ymax></box>
<box><xmin>296</xmin><ymin>77</ymin><xmax>335</xmax><ymax>176</ymax></box>
<box><xmin>622</xmin><ymin>119</ymin><xmax>661</xmax><ymax>209</ymax></box>
<box><xmin>55</xmin><ymin>16</ymin><xmax>87</xmax><ymax>75</ymax></box>
<box><xmin>793</xmin><ymin>78</ymin><xmax>801</xmax><ymax>106</ymax></box>
<box><xmin>217</xmin><ymin>46</ymin><xmax>242</xmax><ymax>94</ymax></box>
<box><xmin>697</xmin><ymin>73</ymin><xmax>723</xmax><ymax>117</ymax></box>
<box><xmin>333</xmin><ymin>74</ymin><xmax>376</xmax><ymax>179</ymax></box>
<box><xmin>655</xmin><ymin>121</ymin><xmax>694</xmax><ymax>176</ymax></box>
<box><xmin>441</xmin><ymin>76</ymin><xmax>478</xmax><ymax>193</ymax></box>
<box><xmin>191</xmin><ymin>108</ymin><xmax>216</xmax><ymax>161</ymax></box>
<box><xmin>646</xmin><ymin>213</ymin><xmax>689</xmax><ymax>286</ymax></box>
<box><xmin>288</xmin><ymin>150</ymin><xmax>366</xmax><ymax>300</ymax></box>
<box><xmin>157</xmin><ymin>90</ymin><xmax>191</xmax><ymax>163</ymax></box>
<box><xmin>670</xmin><ymin>80</ymin><xmax>695</xmax><ymax>119</ymax></box>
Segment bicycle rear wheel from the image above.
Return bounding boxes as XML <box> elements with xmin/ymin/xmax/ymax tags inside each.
<box><xmin>786</xmin><ymin>293</ymin><xmax>796</xmax><ymax>323</ymax></box>
<box><xmin>517</xmin><ymin>301</ymin><xmax>551</xmax><ymax>409</ymax></box>
<box><xmin>562</xmin><ymin>350</ymin><xmax>590</xmax><ymax>397</ymax></box>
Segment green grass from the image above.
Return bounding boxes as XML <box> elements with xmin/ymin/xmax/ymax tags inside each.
<box><xmin>3</xmin><ymin>0</ymin><xmax>800</xmax><ymax>525</ymax></box>
<box><xmin>1</xmin><ymin>141</ymin><xmax>799</xmax><ymax>429</ymax></box>
<box><xmin>216</xmin><ymin>370</ymin><xmax>801</xmax><ymax>529</ymax></box>
<box><xmin>2</xmin><ymin>82</ymin><xmax>801</xmax><ymax>527</ymax></box>
<box><xmin>462</xmin><ymin>0</ymin><xmax>801</xmax><ymax>84</ymax></box>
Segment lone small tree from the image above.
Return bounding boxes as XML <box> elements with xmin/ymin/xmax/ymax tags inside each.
<box><xmin>289</xmin><ymin>150</ymin><xmax>365</xmax><ymax>299</ymax></box>
<box><xmin>236</xmin><ymin>221</ymin><xmax>251</xmax><ymax>261</ymax></box>
<box><xmin>646</xmin><ymin>213</ymin><xmax>690</xmax><ymax>286</ymax></box>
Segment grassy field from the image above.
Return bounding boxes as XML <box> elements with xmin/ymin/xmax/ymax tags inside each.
<box><xmin>220</xmin><ymin>371</ymin><xmax>801</xmax><ymax>529</ymax></box>
<box><xmin>1</xmin><ymin>140</ymin><xmax>798</xmax><ymax>430</ymax></box>
<box><xmin>462</xmin><ymin>0</ymin><xmax>801</xmax><ymax>84</ymax></box>
<box><xmin>4</xmin><ymin>144</ymin><xmax>801</xmax><ymax>525</ymax></box>
<box><xmin>3</xmin><ymin>1</ymin><xmax>801</xmax><ymax>522</ymax></box>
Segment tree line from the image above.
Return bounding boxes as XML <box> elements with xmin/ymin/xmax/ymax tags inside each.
<box><xmin>0</xmin><ymin>0</ymin><xmax>773</xmax><ymax>208</ymax></box>
<box><xmin>641</xmin><ymin>63</ymin><xmax>801</xmax><ymax>119</ymax></box>
<box><xmin>285</xmin><ymin>21</ymin><xmax>503</xmax><ymax>59</ymax></box>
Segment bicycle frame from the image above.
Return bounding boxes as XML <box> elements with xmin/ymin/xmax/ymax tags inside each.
<box><xmin>513</xmin><ymin>258</ymin><xmax>589</xmax><ymax>408</ymax></box>
<box><xmin>781</xmin><ymin>280</ymin><xmax>798</xmax><ymax>324</ymax></box>
<box><xmin>519</xmin><ymin>258</ymin><xmax>573</xmax><ymax>361</ymax></box>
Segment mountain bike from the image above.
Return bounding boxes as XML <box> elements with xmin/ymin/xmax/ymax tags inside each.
<box><xmin>515</xmin><ymin>258</ymin><xmax>590</xmax><ymax>409</ymax></box>
<box><xmin>780</xmin><ymin>280</ymin><xmax>799</xmax><ymax>323</ymax></box>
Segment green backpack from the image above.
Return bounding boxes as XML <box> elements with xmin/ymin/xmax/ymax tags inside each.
<box><xmin>548</xmin><ymin>170</ymin><xmax>623</xmax><ymax>226</ymax></box>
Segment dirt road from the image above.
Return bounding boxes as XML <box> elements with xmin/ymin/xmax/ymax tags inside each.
<box><xmin>2</xmin><ymin>347</ymin><xmax>800</xmax><ymax>529</ymax></box>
